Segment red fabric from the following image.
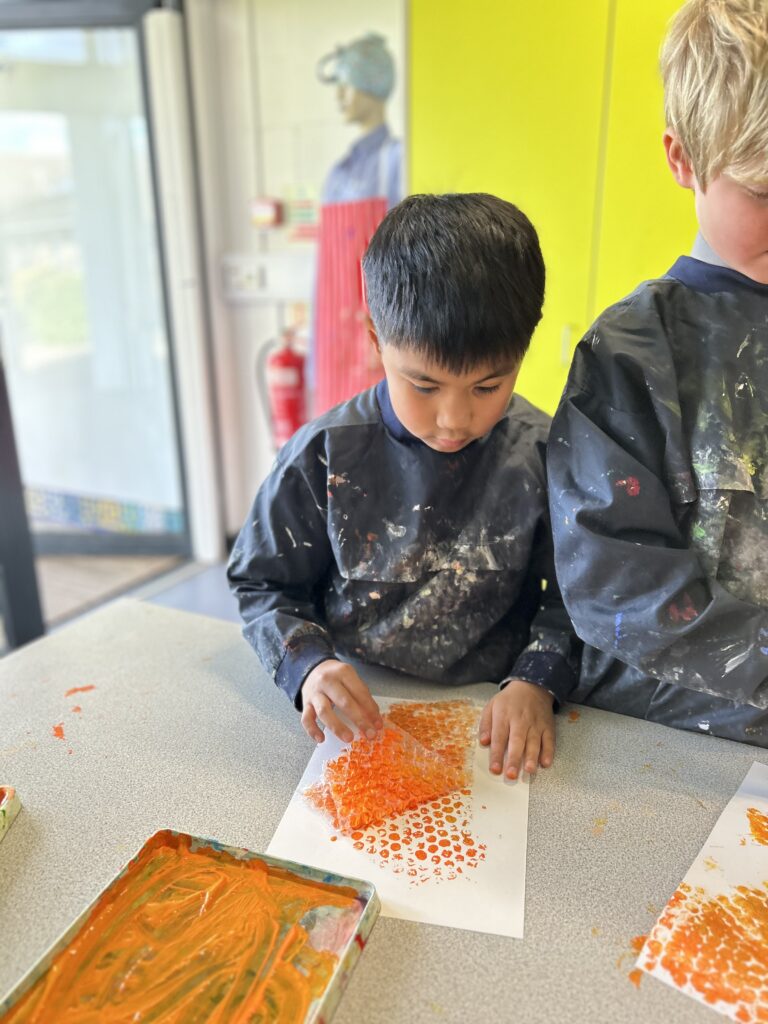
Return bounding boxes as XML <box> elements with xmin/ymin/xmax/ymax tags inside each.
<box><xmin>313</xmin><ymin>197</ymin><xmax>387</xmax><ymax>416</ymax></box>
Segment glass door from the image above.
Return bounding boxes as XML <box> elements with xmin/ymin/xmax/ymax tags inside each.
<box><xmin>0</xmin><ymin>8</ymin><xmax>192</xmax><ymax>633</ymax></box>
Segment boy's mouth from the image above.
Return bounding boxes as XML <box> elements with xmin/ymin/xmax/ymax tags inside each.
<box><xmin>432</xmin><ymin>437</ymin><xmax>470</xmax><ymax>452</ymax></box>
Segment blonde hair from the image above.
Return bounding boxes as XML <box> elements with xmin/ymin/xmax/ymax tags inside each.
<box><xmin>661</xmin><ymin>0</ymin><xmax>768</xmax><ymax>187</ymax></box>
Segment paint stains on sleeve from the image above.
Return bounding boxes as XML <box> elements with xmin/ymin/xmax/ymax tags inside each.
<box><xmin>667</xmin><ymin>592</ymin><xmax>699</xmax><ymax>623</ymax></box>
<box><xmin>615</xmin><ymin>476</ymin><xmax>640</xmax><ymax>497</ymax></box>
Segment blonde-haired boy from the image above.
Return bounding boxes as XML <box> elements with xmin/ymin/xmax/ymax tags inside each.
<box><xmin>547</xmin><ymin>0</ymin><xmax>768</xmax><ymax>745</ymax></box>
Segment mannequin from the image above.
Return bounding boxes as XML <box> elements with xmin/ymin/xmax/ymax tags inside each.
<box><xmin>317</xmin><ymin>33</ymin><xmax>402</xmax><ymax>210</ymax></box>
<box><xmin>311</xmin><ymin>33</ymin><xmax>403</xmax><ymax>415</ymax></box>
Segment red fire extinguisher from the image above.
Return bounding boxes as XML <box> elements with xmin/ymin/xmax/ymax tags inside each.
<box><xmin>257</xmin><ymin>328</ymin><xmax>307</xmax><ymax>449</ymax></box>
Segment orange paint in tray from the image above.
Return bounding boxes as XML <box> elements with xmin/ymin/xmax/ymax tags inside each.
<box><xmin>0</xmin><ymin>830</ymin><xmax>378</xmax><ymax>1024</ymax></box>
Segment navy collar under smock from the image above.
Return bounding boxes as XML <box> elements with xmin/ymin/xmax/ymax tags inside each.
<box><xmin>667</xmin><ymin>256</ymin><xmax>768</xmax><ymax>297</ymax></box>
<box><xmin>375</xmin><ymin>378</ymin><xmax>420</xmax><ymax>443</ymax></box>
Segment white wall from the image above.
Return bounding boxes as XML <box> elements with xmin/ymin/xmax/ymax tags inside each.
<box><xmin>187</xmin><ymin>0</ymin><xmax>406</xmax><ymax>536</ymax></box>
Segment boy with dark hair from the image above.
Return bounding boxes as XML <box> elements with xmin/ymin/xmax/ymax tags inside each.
<box><xmin>548</xmin><ymin>0</ymin><xmax>768</xmax><ymax>744</ymax></box>
<box><xmin>229</xmin><ymin>193</ymin><xmax>579</xmax><ymax>778</ymax></box>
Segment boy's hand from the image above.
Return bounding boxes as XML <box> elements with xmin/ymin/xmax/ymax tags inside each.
<box><xmin>301</xmin><ymin>660</ymin><xmax>384</xmax><ymax>745</ymax></box>
<box><xmin>478</xmin><ymin>679</ymin><xmax>555</xmax><ymax>779</ymax></box>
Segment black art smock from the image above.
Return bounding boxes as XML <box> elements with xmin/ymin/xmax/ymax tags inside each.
<box><xmin>548</xmin><ymin>257</ymin><xmax>768</xmax><ymax>744</ymax></box>
<box><xmin>228</xmin><ymin>381</ymin><xmax>578</xmax><ymax>708</ymax></box>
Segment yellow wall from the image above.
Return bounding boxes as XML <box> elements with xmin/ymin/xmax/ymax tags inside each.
<box><xmin>409</xmin><ymin>0</ymin><xmax>698</xmax><ymax>414</ymax></box>
<box><xmin>594</xmin><ymin>0</ymin><xmax>697</xmax><ymax>317</ymax></box>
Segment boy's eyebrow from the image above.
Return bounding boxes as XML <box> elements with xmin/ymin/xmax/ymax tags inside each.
<box><xmin>402</xmin><ymin>367</ymin><xmax>513</xmax><ymax>384</ymax></box>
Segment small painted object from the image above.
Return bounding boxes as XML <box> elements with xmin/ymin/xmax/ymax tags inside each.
<box><xmin>0</xmin><ymin>788</ymin><xmax>21</xmax><ymax>845</ymax></box>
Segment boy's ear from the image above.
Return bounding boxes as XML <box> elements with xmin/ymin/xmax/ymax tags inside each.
<box><xmin>366</xmin><ymin>317</ymin><xmax>381</xmax><ymax>354</ymax></box>
<box><xmin>663</xmin><ymin>131</ymin><xmax>696</xmax><ymax>189</ymax></box>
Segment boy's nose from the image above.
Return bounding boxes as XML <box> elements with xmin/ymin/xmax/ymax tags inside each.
<box><xmin>436</xmin><ymin>399</ymin><xmax>472</xmax><ymax>434</ymax></box>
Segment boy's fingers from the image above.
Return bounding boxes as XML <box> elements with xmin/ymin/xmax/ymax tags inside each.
<box><xmin>540</xmin><ymin>726</ymin><xmax>555</xmax><ymax>767</ymax></box>
<box><xmin>338</xmin><ymin>670</ymin><xmax>384</xmax><ymax>729</ymax></box>
<box><xmin>301</xmin><ymin>705</ymin><xmax>325</xmax><ymax>744</ymax></box>
<box><xmin>314</xmin><ymin>697</ymin><xmax>354</xmax><ymax>744</ymax></box>
<box><xmin>490</xmin><ymin>714</ymin><xmax>513</xmax><ymax>775</ymax></box>
<box><xmin>478</xmin><ymin>702</ymin><xmax>492</xmax><ymax>745</ymax></box>
<box><xmin>325</xmin><ymin>679</ymin><xmax>379</xmax><ymax>740</ymax></box>
<box><xmin>524</xmin><ymin>731</ymin><xmax>541</xmax><ymax>775</ymax></box>
<box><xmin>505</xmin><ymin>728</ymin><xmax>527</xmax><ymax>780</ymax></box>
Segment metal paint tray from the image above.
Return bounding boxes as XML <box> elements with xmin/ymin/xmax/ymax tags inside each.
<box><xmin>0</xmin><ymin>828</ymin><xmax>379</xmax><ymax>1023</ymax></box>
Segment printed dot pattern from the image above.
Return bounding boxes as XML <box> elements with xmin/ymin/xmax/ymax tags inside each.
<box><xmin>643</xmin><ymin>879</ymin><xmax>768</xmax><ymax>1020</ymax></box>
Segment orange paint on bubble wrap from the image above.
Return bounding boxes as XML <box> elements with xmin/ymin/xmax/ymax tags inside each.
<box><xmin>642</xmin><ymin>881</ymin><xmax>768</xmax><ymax>1021</ymax></box>
<box><xmin>307</xmin><ymin>700</ymin><xmax>486</xmax><ymax>884</ymax></box>
<box><xmin>306</xmin><ymin>723</ymin><xmax>463</xmax><ymax>833</ymax></box>
<box><xmin>0</xmin><ymin>831</ymin><xmax>360</xmax><ymax>1024</ymax></box>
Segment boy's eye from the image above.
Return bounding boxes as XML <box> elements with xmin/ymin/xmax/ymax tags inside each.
<box><xmin>475</xmin><ymin>384</ymin><xmax>501</xmax><ymax>395</ymax></box>
<box><xmin>412</xmin><ymin>384</ymin><xmax>438</xmax><ymax>394</ymax></box>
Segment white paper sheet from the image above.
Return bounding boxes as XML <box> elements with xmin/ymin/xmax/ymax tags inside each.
<box><xmin>268</xmin><ymin>697</ymin><xmax>529</xmax><ymax>938</ymax></box>
<box><xmin>638</xmin><ymin>761</ymin><xmax>768</xmax><ymax>1021</ymax></box>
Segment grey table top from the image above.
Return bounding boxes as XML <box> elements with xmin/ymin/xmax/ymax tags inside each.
<box><xmin>0</xmin><ymin>599</ymin><xmax>763</xmax><ymax>1024</ymax></box>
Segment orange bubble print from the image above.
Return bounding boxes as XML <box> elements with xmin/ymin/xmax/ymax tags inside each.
<box><xmin>642</xmin><ymin>881</ymin><xmax>768</xmax><ymax>1021</ymax></box>
<box><xmin>305</xmin><ymin>700</ymin><xmax>486</xmax><ymax>886</ymax></box>
<box><xmin>747</xmin><ymin>807</ymin><xmax>768</xmax><ymax>846</ymax></box>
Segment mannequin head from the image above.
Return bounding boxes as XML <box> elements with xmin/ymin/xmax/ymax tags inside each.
<box><xmin>318</xmin><ymin>33</ymin><xmax>395</xmax><ymax>132</ymax></box>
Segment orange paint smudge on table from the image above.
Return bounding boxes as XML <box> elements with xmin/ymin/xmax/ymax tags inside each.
<box><xmin>567</xmin><ymin>710</ymin><xmax>580</xmax><ymax>722</ymax></box>
<box><xmin>628</xmin><ymin>968</ymin><xmax>643</xmax><ymax>988</ymax></box>
<box><xmin>642</xmin><ymin>881</ymin><xmax>768</xmax><ymax>1021</ymax></box>
<box><xmin>51</xmin><ymin>723</ymin><xmax>64</xmax><ymax>741</ymax></box>
<box><xmin>70</xmin><ymin>706</ymin><xmax>82</xmax><ymax>714</ymax></box>
<box><xmin>747</xmin><ymin>806</ymin><xmax>768</xmax><ymax>845</ymax></box>
<box><xmin>0</xmin><ymin>831</ymin><xmax>360</xmax><ymax>1024</ymax></box>
<box><xmin>306</xmin><ymin>700</ymin><xmax>486</xmax><ymax>885</ymax></box>
<box><xmin>630</xmin><ymin>934</ymin><xmax>647</xmax><ymax>954</ymax></box>
<box><xmin>592</xmin><ymin>818</ymin><xmax>607</xmax><ymax>837</ymax></box>
<box><xmin>63</xmin><ymin>685</ymin><xmax>95</xmax><ymax>698</ymax></box>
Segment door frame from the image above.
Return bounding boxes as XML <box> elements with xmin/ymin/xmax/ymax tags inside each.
<box><xmin>0</xmin><ymin>0</ymin><xmax>225</xmax><ymax>561</ymax></box>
